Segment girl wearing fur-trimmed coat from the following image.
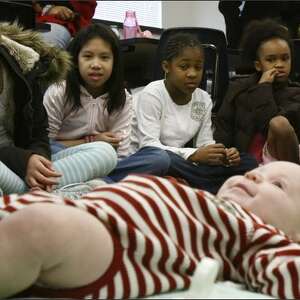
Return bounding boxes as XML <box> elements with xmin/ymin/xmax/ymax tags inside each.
<box><xmin>0</xmin><ymin>22</ymin><xmax>117</xmax><ymax>195</ymax></box>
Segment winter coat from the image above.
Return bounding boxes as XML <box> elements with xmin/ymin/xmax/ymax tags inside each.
<box><xmin>0</xmin><ymin>22</ymin><xmax>71</xmax><ymax>179</ymax></box>
<box><xmin>213</xmin><ymin>73</ymin><xmax>300</xmax><ymax>152</ymax></box>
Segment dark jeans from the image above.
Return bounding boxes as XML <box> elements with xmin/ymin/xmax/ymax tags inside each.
<box><xmin>106</xmin><ymin>146</ymin><xmax>171</xmax><ymax>182</ymax></box>
<box><xmin>106</xmin><ymin>146</ymin><xmax>258</xmax><ymax>195</ymax></box>
<box><xmin>166</xmin><ymin>151</ymin><xmax>258</xmax><ymax>194</ymax></box>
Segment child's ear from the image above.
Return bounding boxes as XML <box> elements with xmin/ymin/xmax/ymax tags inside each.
<box><xmin>161</xmin><ymin>60</ymin><xmax>169</xmax><ymax>74</ymax></box>
<box><xmin>254</xmin><ymin>60</ymin><xmax>262</xmax><ymax>72</ymax></box>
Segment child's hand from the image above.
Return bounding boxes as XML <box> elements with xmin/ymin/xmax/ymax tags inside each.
<box><xmin>189</xmin><ymin>143</ymin><xmax>226</xmax><ymax>165</ymax></box>
<box><xmin>48</xmin><ymin>6</ymin><xmax>75</xmax><ymax>21</ymax></box>
<box><xmin>258</xmin><ymin>68</ymin><xmax>279</xmax><ymax>84</ymax></box>
<box><xmin>93</xmin><ymin>132</ymin><xmax>123</xmax><ymax>149</ymax></box>
<box><xmin>25</xmin><ymin>154</ymin><xmax>61</xmax><ymax>190</ymax></box>
<box><xmin>224</xmin><ymin>147</ymin><xmax>240</xmax><ymax>166</ymax></box>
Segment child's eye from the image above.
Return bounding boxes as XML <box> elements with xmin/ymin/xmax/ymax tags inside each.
<box><xmin>282</xmin><ymin>55</ymin><xmax>290</xmax><ymax>61</ymax></box>
<box><xmin>266</xmin><ymin>58</ymin><xmax>275</xmax><ymax>63</ymax></box>
<box><xmin>272</xmin><ymin>181</ymin><xmax>283</xmax><ymax>189</ymax></box>
<box><xmin>180</xmin><ymin>65</ymin><xmax>188</xmax><ymax>70</ymax></box>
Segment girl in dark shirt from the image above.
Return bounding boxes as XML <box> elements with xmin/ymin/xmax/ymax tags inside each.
<box><xmin>214</xmin><ymin>19</ymin><xmax>300</xmax><ymax>164</ymax></box>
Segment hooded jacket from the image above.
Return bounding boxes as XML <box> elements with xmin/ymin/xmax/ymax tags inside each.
<box><xmin>0</xmin><ymin>22</ymin><xmax>71</xmax><ymax>179</ymax></box>
<box><xmin>214</xmin><ymin>73</ymin><xmax>300</xmax><ymax>152</ymax></box>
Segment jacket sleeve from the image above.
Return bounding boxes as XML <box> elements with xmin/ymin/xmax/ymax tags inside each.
<box><xmin>213</xmin><ymin>84</ymin><xmax>237</xmax><ymax>147</ymax></box>
<box><xmin>27</xmin><ymin>80</ymin><xmax>51</xmax><ymax>159</ymax></box>
<box><xmin>108</xmin><ymin>90</ymin><xmax>133</xmax><ymax>159</ymax></box>
<box><xmin>43</xmin><ymin>83</ymin><xmax>66</xmax><ymax>140</ymax></box>
<box><xmin>246</xmin><ymin>83</ymin><xmax>278</xmax><ymax>132</ymax></box>
<box><xmin>0</xmin><ymin>80</ymin><xmax>50</xmax><ymax>179</ymax></box>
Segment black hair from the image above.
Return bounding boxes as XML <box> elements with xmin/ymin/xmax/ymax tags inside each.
<box><xmin>240</xmin><ymin>19</ymin><xmax>293</xmax><ymax>66</ymax></box>
<box><xmin>65</xmin><ymin>23</ymin><xmax>126</xmax><ymax>114</ymax></box>
<box><xmin>162</xmin><ymin>32</ymin><xmax>204</xmax><ymax>62</ymax></box>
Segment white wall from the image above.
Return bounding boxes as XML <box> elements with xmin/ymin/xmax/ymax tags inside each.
<box><xmin>94</xmin><ymin>1</ymin><xmax>225</xmax><ymax>32</ymax></box>
<box><xmin>162</xmin><ymin>1</ymin><xmax>225</xmax><ymax>32</ymax></box>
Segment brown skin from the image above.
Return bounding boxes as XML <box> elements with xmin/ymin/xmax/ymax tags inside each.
<box><xmin>47</xmin><ymin>6</ymin><xmax>75</xmax><ymax>21</ymax></box>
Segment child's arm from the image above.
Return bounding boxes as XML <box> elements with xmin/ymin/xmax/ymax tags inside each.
<box><xmin>246</xmin><ymin>77</ymin><xmax>279</xmax><ymax>132</ymax></box>
<box><xmin>0</xmin><ymin>81</ymin><xmax>51</xmax><ymax>180</ymax></box>
<box><xmin>96</xmin><ymin>91</ymin><xmax>133</xmax><ymax>158</ymax></box>
<box><xmin>213</xmin><ymin>84</ymin><xmax>237</xmax><ymax>147</ymax></box>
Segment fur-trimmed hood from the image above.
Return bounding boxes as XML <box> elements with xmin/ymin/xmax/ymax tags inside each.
<box><xmin>0</xmin><ymin>22</ymin><xmax>72</xmax><ymax>85</ymax></box>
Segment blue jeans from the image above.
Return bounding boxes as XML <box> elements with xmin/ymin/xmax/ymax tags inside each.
<box><xmin>50</xmin><ymin>139</ymin><xmax>66</xmax><ymax>154</ymax></box>
<box><xmin>166</xmin><ymin>151</ymin><xmax>258</xmax><ymax>194</ymax></box>
<box><xmin>106</xmin><ymin>146</ymin><xmax>171</xmax><ymax>182</ymax></box>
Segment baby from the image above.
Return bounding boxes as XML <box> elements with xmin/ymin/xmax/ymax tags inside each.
<box><xmin>0</xmin><ymin>161</ymin><xmax>300</xmax><ymax>299</ymax></box>
<box><xmin>218</xmin><ymin>161</ymin><xmax>300</xmax><ymax>241</ymax></box>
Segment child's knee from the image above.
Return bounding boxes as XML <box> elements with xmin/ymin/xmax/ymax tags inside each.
<box><xmin>269</xmin><ymin>115</ymin><xmax>295</xmax><ymax>138</ymax></box>
<box><xmin>150</xmin><ymin>149</ymin><xmax>171</xmax><ymax>172</ymax></box>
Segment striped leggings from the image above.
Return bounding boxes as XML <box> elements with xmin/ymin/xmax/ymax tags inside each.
<box><xmin>0</xmin><ymin>142</ymin><xmax>117</xmax><ymax>194</ymax></box>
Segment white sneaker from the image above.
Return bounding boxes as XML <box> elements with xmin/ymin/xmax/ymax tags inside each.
<box><xmin>53</xmin><ymin>179</ymin><xmax>108</xmax><ymax>200</ymax></box>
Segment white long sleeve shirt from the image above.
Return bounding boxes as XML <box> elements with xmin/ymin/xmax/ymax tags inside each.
<box><xmin>129</xmin><ymin>80</ymin><xmax>215</xmax><ymax>159</ymax></box>
<box><xmin>43</xmin><ymin>82</ymin><xmax>133</xmax><ymax>158</ymax></box>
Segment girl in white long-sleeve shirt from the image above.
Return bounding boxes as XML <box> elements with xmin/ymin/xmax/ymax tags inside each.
<box><xmin>108</xmin><ymin>32</ymin><xmax>257</xmax><ymax>192</ymax></box>
<box><xmin>44</xmin><ymin>23</ymin><xmax>133</xmax><ymax>159</ymax></box>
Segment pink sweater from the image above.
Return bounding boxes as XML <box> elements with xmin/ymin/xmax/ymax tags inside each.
<box><xmin>43</xmin><ymin>82</ymin><xmax>133</xmax><ymax>158</ymax></box>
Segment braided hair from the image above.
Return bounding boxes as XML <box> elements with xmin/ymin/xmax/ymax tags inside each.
<box><xmin>162</xmin><ymin>32</ymin><xmax>204</xmax><ymax>62</ymax></box>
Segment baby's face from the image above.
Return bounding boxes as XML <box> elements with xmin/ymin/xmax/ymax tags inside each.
<box><xmin>217</xmin><ymin>161</ymin><xmax>300</xmax><ymax>241</ymax></box>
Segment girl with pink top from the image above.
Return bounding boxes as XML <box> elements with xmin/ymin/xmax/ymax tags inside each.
<box><xmin>43</xmin><ymin>23</ymin><xmax>133</xmax><ymax>159</ymax></box>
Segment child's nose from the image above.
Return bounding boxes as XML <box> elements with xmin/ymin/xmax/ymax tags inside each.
<box><xmin>90</xmin><ymin>60</ymin><xmax>101</xmax><ymax>69</ymax></box>
<box><xmin>274</xmin><ymin>61</ymin><xmax>284</xmax><ymax>68</ymax></box>
<box><xmin>187</xmin><ymin>69</ymin><xmax>197</xmax><ymax>77</ymax></box>
<box><xmin>245</xmin><ymin>171</ymin><xmax>263</xmax><ymax>183</ymax></box>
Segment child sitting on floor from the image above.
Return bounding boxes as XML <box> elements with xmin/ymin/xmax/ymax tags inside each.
<box><xmin>214</xmin><ymin>19</ymin><xmax>300</xmax><ymax>164</ymax></box>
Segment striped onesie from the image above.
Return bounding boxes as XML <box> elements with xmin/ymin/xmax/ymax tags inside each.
<box><xmin>3</xmin><ymin>174</ymin><xmax>300</xmax><ymax>299</ymax></box>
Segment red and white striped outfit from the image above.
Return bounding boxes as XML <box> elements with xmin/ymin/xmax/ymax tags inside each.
<box><xmin>2</xmin><ymin>175</ymin><xmax>300</xmax><ymax>299</ymax></box>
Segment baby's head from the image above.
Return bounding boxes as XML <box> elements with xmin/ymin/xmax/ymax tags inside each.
<box><xmin>218</xmin><ymin>161</ymin><xmax>300</xmax><ymax>241</ymax></box>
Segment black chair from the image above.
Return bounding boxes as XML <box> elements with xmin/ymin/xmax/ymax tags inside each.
<box><xmin>0</xmin><ymin>0</ymin><xmax>35</xmax><ymax>29</ymax></box>
<box><xmin>152</xmin><ymin>27</ymin><xmax>229</xmax><ymax>112</ymax></box>
<box><xmin>120</xmin><ymin>37</ymin><xmax>159</xmax><ymax>91</ymax></box>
